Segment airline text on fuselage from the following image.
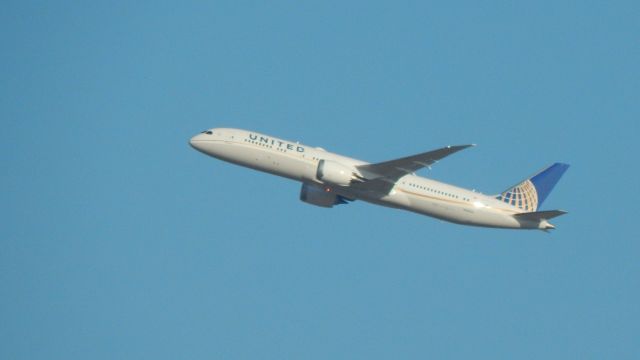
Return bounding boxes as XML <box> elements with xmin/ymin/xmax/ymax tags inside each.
<box><xmin>248</xmin><ymin>133</ymin><xmax>305</xmax><ymax>152</ymax></box>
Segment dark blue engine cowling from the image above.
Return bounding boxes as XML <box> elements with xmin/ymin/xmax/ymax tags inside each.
<box><xmin>299</xmin><ymin>183</ymin><xmax>353</xmax><ymax>208</ymax></box>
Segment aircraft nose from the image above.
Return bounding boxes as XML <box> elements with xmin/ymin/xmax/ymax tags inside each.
<box><xmin>189</xmin><ymin>136</ymin><xmax>198</xmax><ymax>149</ymax></box>
<box><xmin>189</xmin><ymin>134</ymin><xmax>206</xmax><ymax>151</ymax></box>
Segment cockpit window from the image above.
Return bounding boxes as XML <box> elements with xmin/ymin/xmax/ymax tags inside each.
<box><xmin>200</xmin><ymin>130</ymin><xmax>213</xmax><ymax>135</ymax></box>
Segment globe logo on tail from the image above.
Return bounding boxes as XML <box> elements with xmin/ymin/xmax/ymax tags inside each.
<box><xmin>497</xmin><ymin>179</ymin><xmax>539</xmax><ymax>212</ymax></box>
<box><xmin>495</xmin><ymin>162</ymin><xmax>570</xmax><ymax>213</ymax></box>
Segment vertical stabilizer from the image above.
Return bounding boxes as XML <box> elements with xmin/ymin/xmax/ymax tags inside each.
<box><xmin>497</xmin><ymin>163</ymin><xmax>570</xmax><ymax>211</ymax></box>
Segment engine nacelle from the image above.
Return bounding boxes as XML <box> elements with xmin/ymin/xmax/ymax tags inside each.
<box><xmin>300</xmin><ymin>183</ymin><xmax>349</xmax><ymax>208</ymax></box>
<box><xmin>316</xmin><ymin>160</ymin><xmax>359</xmax><ymax>186</ymax></box>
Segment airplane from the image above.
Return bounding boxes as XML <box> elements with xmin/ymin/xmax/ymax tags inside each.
<box><xmin>189</xmin><ymin>128</ymin><xmax>569</xmax><ymax>230</ymax></box>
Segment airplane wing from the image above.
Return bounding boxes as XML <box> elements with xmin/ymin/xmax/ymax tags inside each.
<box><xmin>352</xmin><ymin>144</ymin><xmax>474</xmax><ymax>194</ymax></box>
<box><xmin>357</xmin><ymin>145</ymin><xmax>474</xmax><ymax>181</ymax></box>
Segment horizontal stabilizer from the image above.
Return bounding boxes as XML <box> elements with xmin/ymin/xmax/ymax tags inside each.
<box><xmin>513</xmin><ymin>210</ymin><xmax>567</xmax><ymax>221</ymax></box>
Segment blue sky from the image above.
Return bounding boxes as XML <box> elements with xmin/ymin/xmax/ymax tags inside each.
<box><xmin>2</xmin><ymin>1</ymin><xmax>639</xmax><ymax>358</ymax></box>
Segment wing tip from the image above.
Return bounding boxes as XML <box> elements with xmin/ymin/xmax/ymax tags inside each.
<box><xmin>447</xmin><ymin>144</ymin><xmax>476</xmax><ymax>150</ymax></box>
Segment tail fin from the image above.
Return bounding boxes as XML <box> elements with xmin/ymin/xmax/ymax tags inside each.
<box><xmin>496</xmin><ymin>163</ymin><xmax>570</xmax><ymax>212</ymax></box>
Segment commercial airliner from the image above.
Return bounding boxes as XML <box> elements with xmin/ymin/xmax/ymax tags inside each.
<box><xmin>190</xmin><ymin>128</ymin><xmax>569</xmax><ymax>230</ymax></box>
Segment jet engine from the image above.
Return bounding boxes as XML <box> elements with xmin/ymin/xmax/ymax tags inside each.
<box><xmin>316</xmin><ymin>160</ymin><xmax>363</xmax><ymax>186</ymax></box>
<box><xmin>299</xmin><ymin>183</ymin><xmax>351</xmax><ymax>208</ymax></box>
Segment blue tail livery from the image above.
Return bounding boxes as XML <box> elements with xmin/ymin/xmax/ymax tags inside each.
<box><xmin>497</xmin><ymin>163</ymin><xmax>570</xmax><ymax>212</ymax></box>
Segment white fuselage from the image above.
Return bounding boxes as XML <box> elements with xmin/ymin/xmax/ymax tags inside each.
<box><xmin>190</xmin><ymin>128</ymin><xmax>547</xmax><ymax>229</ymax></box>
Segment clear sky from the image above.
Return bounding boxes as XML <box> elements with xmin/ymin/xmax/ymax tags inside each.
<box><xmin>2</xmin><ymin>1</ymin><xmax>639</xmax><ymax>359</ymax></box>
